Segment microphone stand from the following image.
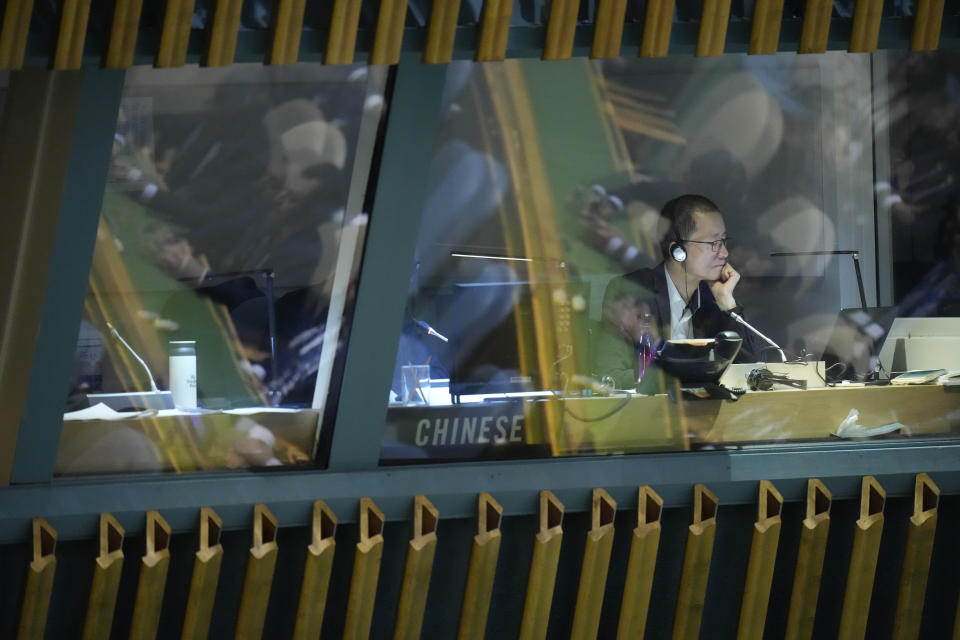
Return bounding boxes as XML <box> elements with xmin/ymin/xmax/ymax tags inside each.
<box><xmin>106</xmin><ymin>321</ymin><xmax>160</xmax><ymax>391</ymax></box>
<box><xmin>726</xmin><ymin>311</ymin><xmax>787</xmax><ymax>362</ymax></box>
<box><xmin>770</xmin><ymin>250</ymin><xmax>867</xmax><ymax>310</ymax></box>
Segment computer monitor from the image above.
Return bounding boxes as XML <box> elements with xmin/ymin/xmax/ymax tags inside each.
<box><xmin>878</xmin><ymin>317</ymin><xmax>960</xmax><ymax>374</ymax></box>
<box><xmin>820</xmin><ymin>307</ymin><xmax>896</xmax><ymax>380</ymax></box>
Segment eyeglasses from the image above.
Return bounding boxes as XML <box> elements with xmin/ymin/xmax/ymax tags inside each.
<box><xmin>680</xmin><ymin>238</ymin><xmax>730</xmax><ymax>253</ymax></box>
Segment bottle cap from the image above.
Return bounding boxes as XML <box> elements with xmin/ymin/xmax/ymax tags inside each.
<box><xmin>169</xmin><ymin>340</ymin><xmax>196</xmax><ymax>356</ymax></box>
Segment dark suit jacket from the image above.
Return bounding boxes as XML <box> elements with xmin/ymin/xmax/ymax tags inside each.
<box><xmin>601</xmin><ymin>263</ymin><xmax>765</xmax><ymax>366</ymax></box>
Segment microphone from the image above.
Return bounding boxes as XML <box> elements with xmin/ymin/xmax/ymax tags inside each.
<box><xmin>724</xmin><ymin>310</ymin><xmax>786</xmax><ymax>362</ymax></box>
<box><xmin>106</xmin><ymin>321</ymin><xmax>160</xmax><ymax>391</ymax></box>
<box><xmin>415</xmin><ymin>319</ymin><xmax>449</xmax><ymax>343</ymax></box>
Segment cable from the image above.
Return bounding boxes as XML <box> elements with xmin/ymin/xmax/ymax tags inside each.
<box><xmin>549</xmin><ymin>375</ymin><xmax>635</xmax><ymax>423</ymax></box>
<box><xmin>561</xmin><ymin>392</ymin><xmax>634</xmax><ymax>422</ymax></box>
<box><xmin>760</xmin><ymin>346</ymin><xmax>840</xmax><ymax>388</ymax></box>
<box><xmin>681</xmin><ymin>261</ymin><xmax>689</xmax><ymax>338</ymax></box>
<box><xmin>822</xmin><ymin>362</ymin><xmax>845</xmax><ymax>386</ymax></box>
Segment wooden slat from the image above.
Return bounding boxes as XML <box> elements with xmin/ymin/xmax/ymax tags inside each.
<box><xmin>235</xmin><ymin>505</ymin><xmax>279</xmax><ymax>640</ymax></box>
<box><xmin>156</xmin><ymin>0</ymin><xmax>197</xmax><ymax>67</ymax></box>
<box><xmin>292</xmin><ymin>501</ymin><xmax>337</xmax><ymax>640</ymax></box>
<box><xmin>640</xmin><ymin>0</ymin><xmax>676</xmax><ymax>58</ymax></box>
<box><xmin>16</xmin><ymin>519</ymin><xmax>57</xmax><ymax>640</ymax></box>
<box><xmin>424</xmin><ymin>0</ymin><xmax>462</xmax><ymax>63</ymax></box>
<box><xmin>53</xmin><ymin>0</ymin><xmax>94</xmax><ymax>69</ymax></box>
<box><xmin>749</xmin><ymin>0</ymin><xmax>784</xmax><ymax>55</ymax></box>
<box><xmin>911</xmin><ymin>0</ymin><xmax>944</xmax><ymax>51</ymax></box>
<box><xmin>591</xmin><ymin>0</ymin><xmax>627</xmax><ymax>58</ymax></box>
<box><xmin>737</xmin><ymin>481</ymin><xmax>783</xmax><ymax>639</ymax></box>
<box><xmin>640</xmin><ymin>0</ymin><xmax>674</xmax><ymax>57</ymax></box>
<box><xmin>785</xmin><ymin>479</ymin><xmax>832</xmax><ymax>640</ymax></box>
<box><xmin>370</xmin><ymin>0</ymin><xmax>408</xmax><ymax>65</ymax></box>
<box><xmin>696</xmin><ymin>0</ymin><xmax>731</xmax><ymax>56</ymax></box>
<box><xmin>105</xmin><ymin>0</ymin><xmax>144</xmax><ymax>68</ymax></box>
<box><xmin>81</xmin><ymin>514</ymin><xmax>125</xmax><ymax>640</ymax></box>
<box><xmin>848</xmin><ymin>0</ymin><xmax>882</xmax><ymax>53</ymax></box>
<box><xmin>129</xmin><ymin>512</ymin><xmax>172</xmax><ymax>640</ymax></box>
<box><xmin>457</xmin><ymin>493</ymin><xmax>503</xmax><ymax>640</ymax></box>
<box><xmin>393</xmin><ymin>495</ymin><xmax>439</xmax><ymax>640</ymax></box>
<box><xmin>326</xmin><ymin>0</ymin><xmax>363</xmax><ymax>63</ymax></box>
<box><xmin>269</xmin><ymin>0</ymin><xmax>308</xmax><ymax>64</ymax></box>
<box><xmin>891</xmin><ymin>474</ymin><xmax>939</xmax><ymax>640</ymax></box>
<box><xmin>180</xmin><ymin>508</ymin><xmax>224</xmax><ymax>640</ymax></box>
<box><xmin>798</xmin><ymin>0</ymin><xmax>830</xmax><ymax>53</ymax></box>
<box><xmin>518</xmin><ymin>490</ymin><xmax>564</xmax><ymax>640</ymax></box>
<box><xmin>543</xmin><ymin>0</ymin><xmax>580</xmax><ymax>60</ymax></box>
<box><xmin>476</xmin><ymin>0</ymin><xmax>513</xmax><ymax>61</ymax></box>
<box><xmin>343</xmin><ymin>498</ymin><xmax>385</xmax><ymax>640</ymax></box>
<box><xmin>838</xmin><ymin>476</ymin><xmax>886</xmax><ymax>640</ymax></box>
<box><xmin>616</xmin><ymin>487</ymin><xmax>662</xmax><ymax>639</ymax></box>
<box><xmin>570</xmin><ymin>489</ymin><xmax>617</xmax><ymax>638</ymax></box>
<box><xmin>0</xmin><ymin>0</ymin><xmax>35</xmax><ymax>69</ymax></box>
<box><xmin>205</xmin><ymin>0</ymin><xmax>244</xmax><ymax>67</ymax></box>
<box><xmin>673</xmin><ymin>484</ymin><xmax>718</xmax><ymax>640</ymax></box>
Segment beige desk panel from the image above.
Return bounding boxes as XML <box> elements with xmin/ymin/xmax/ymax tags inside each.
<box><xmin>56</xmin><ymin>387</ymin><xmax>960</xmax><ymax>470</ymax></box>
<box><xmin>690</xmin><ymin>385</ymin><xmax>960</xmax><ymax>442</ymax></box>
<box><xmin>558</xmin><ymin>385</ymin><xmax>960</xmax><ymax>453</ymax></box>
<box><xmin>56</xmin><ymin>411</ymin><xmax>320</xmax><ymax>475</ymax></box>
<box><xmin>553</xmin><ymin>393</ymin><xmax>688</xmax><ymax>454</ymax></box>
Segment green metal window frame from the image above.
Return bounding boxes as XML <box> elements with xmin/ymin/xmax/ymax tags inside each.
<box><xmin>3</xmin><ymin>23</ymin><xmax>960</xmax><ymax>542</ymax></box>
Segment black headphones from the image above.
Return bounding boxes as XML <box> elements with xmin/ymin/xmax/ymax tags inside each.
<box><xmin>747</xmin><ymin>368</ymin><xmax>808</xmax><ymax>391</ymax></box>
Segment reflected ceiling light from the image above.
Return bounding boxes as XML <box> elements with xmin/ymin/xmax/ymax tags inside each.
<box><xmin>450</xmin><ymin>252</ymin><xmax>532</xmax><ymax>262</ymax></box>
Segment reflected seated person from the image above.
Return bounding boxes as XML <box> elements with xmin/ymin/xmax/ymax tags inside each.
<box><xmin>596</xmin><ymin>194</ymin><xmax>764</xmax><ymax>389</ymax></box>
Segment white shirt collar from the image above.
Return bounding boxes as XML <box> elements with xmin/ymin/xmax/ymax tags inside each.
<box><xmin>663</xmin><ymin>264</ymin><xmax>699</xmax><ymax>340</ymax></box>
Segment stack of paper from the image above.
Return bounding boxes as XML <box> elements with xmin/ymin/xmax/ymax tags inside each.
<box><xmin>64</xmin><ymin>403</ymin><xmax>156</xmax><ymax>421</ymax></box>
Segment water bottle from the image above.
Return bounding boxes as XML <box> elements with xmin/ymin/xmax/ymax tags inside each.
<box><xmin>637</xmin><ymin>320</ymin><xmax>653</xmax><ymax>387</ymax></box>
<box><xmin>169</xmin><ymin>340</ymin><xmax>197</xmax><ymax>408</ymax></box>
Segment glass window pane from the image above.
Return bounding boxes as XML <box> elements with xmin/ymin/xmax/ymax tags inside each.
<box><xmin>58</xmin><ymin>63</ymin><xmax>388</xmax><ymax>476</ymax></box>
<box><xmin>381</xmin><ymin>53</ymin><xmax>960</xmax><ymax>463</ymax></box>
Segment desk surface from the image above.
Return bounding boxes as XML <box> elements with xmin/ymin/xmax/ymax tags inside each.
<box><xmin>58</xmin><ymin>385</ymin><xmax>960</xmax><ymax>471</ymax></box>
<box><xmin>557</xmin><ymin>384</ymin><xmax>960</xmax><ymax>454</ymax></box>
<box><xmin>56</xmin><ymin>409</ymin><xmax>320</xmax><ymax>475</ymax></box>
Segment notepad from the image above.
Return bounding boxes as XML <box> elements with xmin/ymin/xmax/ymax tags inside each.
<box><xmin>64</xmin><ymin>403</ymin><xmax>156</xmax><ymax>421</ymax></box>
<box><xmin>938</xmin><ymin>370</ymin><xmax>960</xmax><ymax>386</ymax></box>
<box><xmin>890</xmin><ymin>369</ymin><xmax>946</xmax><ymax>385</ymax></box>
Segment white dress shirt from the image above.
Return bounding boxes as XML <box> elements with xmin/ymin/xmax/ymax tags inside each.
<box><xmin>664</xmin><ymin>265</ymin><xmax>699</xmax><ymax>340</ymax></box>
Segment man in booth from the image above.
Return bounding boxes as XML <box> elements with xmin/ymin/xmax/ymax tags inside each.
<box><xmin>596</xmin><ymin>194</ymin><xmax>765</xmax><ymax>388</ymax></box>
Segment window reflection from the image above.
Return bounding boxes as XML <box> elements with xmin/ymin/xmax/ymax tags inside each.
<box><xmin>885</xmin><ymin>52</ymin><xmax>960</xmax><ymax>314</ymax></box>
<box><xmin>59</xmin><ymin>64</ymin><xmax>388</xmax><ymax>475</ymax></box>
<box><xmin>383</xmin><ymin>53</ymin><xmax>960</xmax><ymax>463</ymax></box>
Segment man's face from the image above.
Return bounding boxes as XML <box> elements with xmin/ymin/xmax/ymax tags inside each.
<box><xmin>271</xmin><ymin>120</ymin><xmax>346</xmax><ymax>202</ymax></box>
<box><xmin>682</xmin><ymin>209</ymin><xmax>729</xmax><ymax>282</ymax></box>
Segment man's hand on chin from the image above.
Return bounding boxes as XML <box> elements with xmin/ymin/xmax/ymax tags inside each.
<box><xmin>710</xmin><ymin>263</ymin><xmax>740</xmax><ymax>310</ymax></box>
